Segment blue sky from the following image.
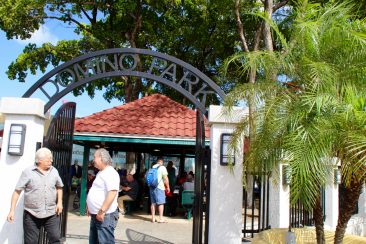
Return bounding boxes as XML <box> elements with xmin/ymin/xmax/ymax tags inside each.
<box><xmin>0</xmin><ymin>20</ymin><xmax>121</xmax><ymax>118</ymax></box>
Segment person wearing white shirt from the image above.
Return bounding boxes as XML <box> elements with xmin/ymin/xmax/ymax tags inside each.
<box><xmin>87</xmin><ymin>148</ymin><xmax>120</xmax><ymax>244</ymax></box>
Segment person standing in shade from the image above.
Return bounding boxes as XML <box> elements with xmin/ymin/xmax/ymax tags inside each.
<box><xmin>149</xmin><ymin>158</ymin><xmax>170</xmax><ymax>223</ymax></box>
<box><xmin>7</xmin><ymin>147</ymin><xmax>64</xmax><ymax>244</ymax></box>
<box><xmin>87</xmin><ymin>148</ymin><xmax>120</xmax><ymax>244</ymax></box>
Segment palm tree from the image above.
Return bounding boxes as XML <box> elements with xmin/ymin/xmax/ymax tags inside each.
<box><xmin>224</xmin><ymin>1</ymin><xmax>366</xmax><ymax>243</ymax></box>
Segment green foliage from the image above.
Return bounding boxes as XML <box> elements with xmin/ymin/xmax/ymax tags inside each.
<box><xmin>0</xmin><ymin>0</ymin><xmax>248</xmax><ymax>104</ymax></box>
<box><xmin>225</xmin><ymin>0</ymin><xmax>366</xmax><ymax>211</ymax></box>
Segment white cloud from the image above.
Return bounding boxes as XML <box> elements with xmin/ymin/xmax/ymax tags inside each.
<box><xmin>16</xmin><ymin>25</ymin><xmax>59</xmax><ymax>45</ymax></box>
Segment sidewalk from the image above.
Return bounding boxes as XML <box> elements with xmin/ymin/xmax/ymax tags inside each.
<box><xmin>65</xmin><ymin>209</ymin><xmax>193</xmax><ymax>244</ymax></box>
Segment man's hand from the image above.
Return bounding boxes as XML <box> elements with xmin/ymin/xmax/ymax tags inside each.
<box><xmin>96</xmin><ymin>212</ymin><xmax>105</xmax><ymax>222</ymax></box>
<box><xmin>8</xmin><ymin>190</ymin><xmax>21</xmax><ymax>223</ymax></box>
<box><xmin>7</xmin><ymin>210</ymin><xmax>14</xmax><ymax>223</ymax></box>
<box><xmin>56</xmin><ymin>203</ymin><xmax>63</xmax><ymax>215</ymax></box>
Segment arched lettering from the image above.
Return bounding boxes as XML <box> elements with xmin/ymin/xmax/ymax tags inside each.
<box><xmin>55</xmin><ymin>68</ymin><xmax>76</xmax><ymax>87</ymax></box>
<box><xmin>100</xmin><ymin>54</ymin><xmax>119</xmax><ymax>73</ymax></box>
<box><xmin>40</xmin><ymin>79</ymin><xmax>59</xmax><ymax>100</ymax></box>
<box><xmin>23</xmin><ymin>48</ymin><xmax>226</xmax><ymax>114</ymax></box>
<box><xmin>160</xmin><ymin>63</ymin><xmax>177</xmax><ymax>82</ymax></box>
<box><xmin>119</xmin><ymin>54</ymin><xmax>138</xmax><ymax>71</ymax></box>
<box><xmin>147</xmin><ymin>58</ymin><xmax>167</xmax><ymax>75</ymax></box>
<box><xmin>73</xmin><ymin>63</ymin><xmax>91</xmax><ymax>82</ymax></box>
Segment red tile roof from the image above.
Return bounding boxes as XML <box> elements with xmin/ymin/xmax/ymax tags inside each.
<box><xmin>74</xmin><ymin>94</ymin><xmax>210</xmax><ymax>139</ymax></box>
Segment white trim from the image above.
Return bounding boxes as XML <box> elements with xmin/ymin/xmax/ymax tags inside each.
<box><xmin>74</xmin><ymin>132</ymin><xmax>200</xmax><ymax>141</ymax></box>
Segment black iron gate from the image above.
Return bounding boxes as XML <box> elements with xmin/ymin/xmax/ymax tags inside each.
<box><xmin>242</xmin><ymin>173</ymin><xmax>271</xmax><ymax>241</ymax></box>
<box><xmin>193</xmin><ymin>111</ymin><xmax>209</xmax><ymax>244</ymax></box>
<box><xmin>38</xmin><ymin>102</ymin><xmax>76</xmax><ymax>244</ymax></box>
<box><xmin>289</xmin><ymin>188</ymin><xmax>322</xmax><ymax>228</ymax></box>
<box><xmin>290</xmin><ymin>201</ymin><xmax>314</xmax><ymax>228</ymax></box>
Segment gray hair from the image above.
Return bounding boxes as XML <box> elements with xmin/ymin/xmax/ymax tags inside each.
<box><xmin>95</xmin><ymin>148</ymin><xmax>112</xmax><ymax>165</ymax></box>
<box><xmin>35</xmin><ymin>147</ymin><xmax>53</xmax><ymax>163</ymax></box>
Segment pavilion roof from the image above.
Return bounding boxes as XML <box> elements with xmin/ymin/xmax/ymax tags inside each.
<box><xmin>74</xmin><ymin>94</ymin><xmax>210</xmax><ymax>139</ymax></box>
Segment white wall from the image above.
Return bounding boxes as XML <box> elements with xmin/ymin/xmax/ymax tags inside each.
<box><xmin>0</xmin><ymin>98</ymin><xmax>46</xmax><ymax>244</ymax></box>
<box><xmin>208</xmin><ymin>105</ymin><xmax>247</xmax><ymax>244</ymax></box>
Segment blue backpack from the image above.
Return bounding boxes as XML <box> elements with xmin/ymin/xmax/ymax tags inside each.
<box><xmin>146</xmin><ymin>166</ymin><xmax>160</xmax><ymax>188</ymax></box>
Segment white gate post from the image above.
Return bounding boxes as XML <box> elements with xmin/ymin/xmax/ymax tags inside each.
<box><xmin>208</xmin><ymin>105</ymin><xmax>247</xmax><ymax>244</ymax></box>
<box><xmin>268</xmin><ymin>163</ymin><xmax>290</xmax><ymax>228</ymax></box>
<box><xmin>0</xmin><ymin>97</ymin><xmax>46</xmax><ymax>244</ymax></box>
<box><xmin>324</xmin><ymin>169</ymin><xmax>339</xmax><ymax>230</ymax></box>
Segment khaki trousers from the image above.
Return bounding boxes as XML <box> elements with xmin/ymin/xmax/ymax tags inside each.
<box><xmin>117</xmin><ymin>195</ymin><xmax>134</xmax><ymax>213</ymax></box>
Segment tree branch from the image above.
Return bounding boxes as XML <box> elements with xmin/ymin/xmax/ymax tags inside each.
<box><xmin>273</xmin><ymin>0</ymin><xmax>289</xmax><ymax>13</ymax></box>
<box><xmin>80</xmin><ymin>6</ymin><xmax>93</xmax><ymax>23</ymax></box>
<box><xmin>234</xmin><ymin>0</ymin><xmax>249</xmax><ymax>52</ymax></box>
<box><xmin>46</xmin><ymin>15</ymin><xmax>92</xmax><ymax>34</ymax></box>
<box><xmin>92</xmin><ymin>2</ymin><xmax>98</xmax><ymax>24</ymax></box>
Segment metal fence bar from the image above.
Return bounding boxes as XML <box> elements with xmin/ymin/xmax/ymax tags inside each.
<box><xmin>242</xmin><ymin>173</ymin><xmax>270</xmax><ymax>240</ymax></box>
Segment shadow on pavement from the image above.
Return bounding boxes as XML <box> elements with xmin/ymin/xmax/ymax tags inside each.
<box><xmin>125</xmin><ymin>228</ymin><xmax>174</xmax><ymax>244</ymax></box>
<box><xmin>66</xmin><ymin>234</ymin><xmax>128</xmax><ymax>243</ymax></box>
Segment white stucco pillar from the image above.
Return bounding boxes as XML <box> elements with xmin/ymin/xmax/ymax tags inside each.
<box><xmin>324</xmin><ymin>170</ymin><xmax>339</xmax><ymax>230</ymax></box>
<box><xmin>346</xmin><ymin>184</ymin><xmax>366</xmax><ymax>236</ymax></box>
<box><xmin>208</xmin><ymin>105</ymin><xmax>247</xmax><ymax>244</ymax></box>
<box><xmin>268</xmin><ymin>163</ymin><xmax>290</xmax><ymax>228</ymax></box>
<box><xmin>358</xmin><ymin>185</ymin><xmax>366</xmax><ymax>236</ymax></box>
<box><xmin>0</xmin><ymin>97</ymin><xmax>46</xmax><ymax>244</ymax></box>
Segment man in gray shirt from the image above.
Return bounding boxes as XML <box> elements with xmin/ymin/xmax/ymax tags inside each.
<box><xmin>7</xmin><ymin>147</ymin><xmax>64</xmax><ymax>244</ymax></box>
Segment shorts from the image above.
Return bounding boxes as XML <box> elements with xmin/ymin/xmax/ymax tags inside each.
<box><xmin>150</xmin><ymin>188</ymin><xmax>166</xmax><ymax>205</ymax></box>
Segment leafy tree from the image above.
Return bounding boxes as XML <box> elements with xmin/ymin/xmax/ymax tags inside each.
<box><xmin>0</xmin><ymin>0</ymin><xmax>243</xmax><ymax>106</ymax></box>
<box><xmin>225</xmin><ymin>1</ymin><xmax>366</xmax><ymax>243</ymax></box>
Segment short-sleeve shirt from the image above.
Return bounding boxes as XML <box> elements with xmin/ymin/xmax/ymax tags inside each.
<box><xmin>87</xmin><ymin>166</ymin><xmax>120</xmax><ymax>214</ymax></box>
<box><xmin>125</xmin><ymin>180</ymin><xmax>139</xmax><ymax>200</ymax></box>
<box><xmin>153</xmin><ymin>164</ymin><xmax>168</xmax><ymax>190</ymax></box>
<box><xmin>15</xmin><ymin>165</ymin><xmax>64</xmax><ymax>218</ymax></box>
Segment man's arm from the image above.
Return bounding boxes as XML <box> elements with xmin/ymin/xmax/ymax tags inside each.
<box><xmin>163</xmin><ymin>175</ymin><xmax>170</xmax><ymax>193</ymax></box>
<box><xmin>56</xmin><ymin>187</ymin><xmax>63</xmax><ymax>215</ymax></box>
<box><xmin>96</xmin><ymin>190</ymin><xmax>118</xmax><ymax>221</ymax></box>
<box><xmin>121</xmin><ymin>186</ymin><xmax>131</xmax><ymax>192</ymax></box>
<box><xmin>7</xmin><ymin>189</ymin><xmax>22</xmax><ymax>222</ymax></box>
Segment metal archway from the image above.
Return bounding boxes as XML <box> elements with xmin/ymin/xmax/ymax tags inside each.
<box><xmin>23</xmin><ymin>48</ymin><xmax>226</xmax><ymax>244</ymax></box>
<box><xmin>23</xmin><ymin>48</ymin><xmax>225</xmax><ymax>115</ymax></box>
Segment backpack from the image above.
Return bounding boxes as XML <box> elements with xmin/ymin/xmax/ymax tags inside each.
<box><xmin>146</xmin><ymin>166</ymin><xmax>160</xmax><ymax>188</ymax></box>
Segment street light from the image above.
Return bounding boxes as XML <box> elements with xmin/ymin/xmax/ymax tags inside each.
<box><xmin>282</xmin><ymin>164</ymin><xmax>291</xmax><ymax>185</ymax></box>
<box><xmin>220</xmin><ymin>133</ymin><xmax>235</xmax><ymax>166</ymax></box>
<box><xmin>334</xmin><ymin>168</ymin><xmax>341</xmax><ymax>184</ymax></box>
<box><xmin>8</xmin><ymin>124</ymin><xmax>26</xmax><ymax>156</ymax></box>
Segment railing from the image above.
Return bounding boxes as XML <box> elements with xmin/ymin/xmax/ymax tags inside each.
<box><xmin>242</xmin><ymin>173</ymin><xmax>271</xmax><ymax>240</ymax></box>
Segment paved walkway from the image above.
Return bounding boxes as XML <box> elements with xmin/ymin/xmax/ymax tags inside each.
<box><xmin>65</xmin><ymin>209</ymin><xmax>193</xmax><ymax>244</ymax></box>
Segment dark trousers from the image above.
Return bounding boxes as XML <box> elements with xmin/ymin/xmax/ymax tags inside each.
<box><xmin>165</xmin><ymin>195</ymin><xmax>178</xmax><ymax>216</ymax></box>
<box><xmin>23</xmin><ymin>211</ymin><xmax>61</xmax><ymax>244</ymax></box>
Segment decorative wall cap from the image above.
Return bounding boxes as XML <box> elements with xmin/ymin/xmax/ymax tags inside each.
<box><xmin>0</xmin><ymin>97</ymin><xmax>46</xmax><ymax>119</ymax></box>
<box><xmin>208</xmin><ymin>105</ymin><xmax>248</xmax><ymax>125</ymax></box>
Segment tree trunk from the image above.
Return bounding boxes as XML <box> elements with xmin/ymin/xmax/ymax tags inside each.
<box><xmin>124</xmin><ymin>0</ymin><xmax>143</xmax><ymax>102</ymax></box>
<box><xmin>263</xmin><ymin>0</ymin><xmax>274</xmax><ymax>52</ymax></box>
<box><xmin>313</xmin><ymin>195</ymin><xmax>325</xmax><ymax>244</ymax></box>
<box><xmin>334</xmin><ymin>179</ymin><xmax>363</xmax><ymax>244</ymax></box>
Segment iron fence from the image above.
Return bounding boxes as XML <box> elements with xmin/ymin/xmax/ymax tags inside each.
<box><xmin>242</xmin><ymin>173</ymin><xmax>271</xmax><ymax>240</ymax></box>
